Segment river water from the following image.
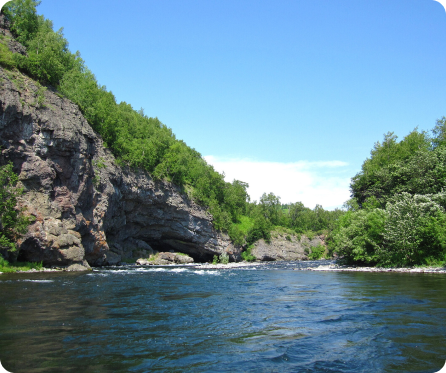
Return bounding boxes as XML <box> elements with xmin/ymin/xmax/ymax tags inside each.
<box><xmin>0</xmin><ymin>260</ymin><xmax>445</xmax><ymax>373</ymax></box>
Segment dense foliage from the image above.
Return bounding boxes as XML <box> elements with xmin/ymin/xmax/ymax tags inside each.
<box><xmin>330</xmin><ymin>124</ymin><xmax>446</xmax><ymax>267</ymax></box>
<box><xmin>0</xmin><ymin>163</ymin><xmax>33</xmax><ymax>253</ymax></box>
<box><xmin>231</xmin><ymin>192</ymin><xmax>344</xmax><ymax>250</ymax></box>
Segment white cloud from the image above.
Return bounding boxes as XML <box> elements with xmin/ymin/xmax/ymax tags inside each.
<box><xmin>204</xmin><ymin>156</ymin><xmax>352</xmax><ymax>210</ymax></box>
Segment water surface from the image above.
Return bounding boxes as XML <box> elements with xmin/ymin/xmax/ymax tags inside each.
<box><xmin>0</xmin><ymin>261</ymin><xmax>445</xmax><ymax>372</ymax></box>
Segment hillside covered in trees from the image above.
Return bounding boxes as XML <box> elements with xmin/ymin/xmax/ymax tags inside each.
<box><xmin>0</xmin><ymin>0</ymin><xmax>344</xmax><ymax>262</ymax></box>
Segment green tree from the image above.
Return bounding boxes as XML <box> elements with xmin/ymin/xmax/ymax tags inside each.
<box><xmin>288</xmin><ymin>201</ymin><xmax>312</xmax><ymax>232</ymax></box>
<box><xmin>329</xmin><ymin>208</ymin><xmax>386</xmax><ymax>265</ymax></box>
<box><xmin>381</xmin><ymin>192</ymin><xmax>446</xmax><ymax>266</ymax></box>
<box><xmin>432</xmin><ymin>117</ymin><xmax>446</xmax><ymax>149</ymax></box>
<box><xmin>259</xmin><ymin>192</ymin><xmax>282</xmax><ymax>226</ymax></box>
<box><xmin>3</xmin><ymin>0</ymin><xmax>41</xmax><ymax>46</ymax></box>
<box><xmin>0</xmin><ymin>163</ymin><xmax>32</xmax><ymax>253</ymax></box>
<box><xmin>351</xmin><ymin>128</ymin><xmax>434</xmax><ymax>207</ymax></box>
<box><xmin>223</xmin><ymin>180</ymin><xmax>249</xmax><ymax>223</ymax></box>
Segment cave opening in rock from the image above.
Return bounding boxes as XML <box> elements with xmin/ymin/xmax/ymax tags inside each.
<box><xmin>17</xmin><ymin>237</ymin><xmax>44</xmax><ymax>263</ymax></box>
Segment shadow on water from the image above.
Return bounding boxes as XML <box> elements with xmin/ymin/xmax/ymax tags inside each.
<box><xmin>0</xmin><ymin>263</ymin><xmax>445</xmax><ymax>372</ymax></box>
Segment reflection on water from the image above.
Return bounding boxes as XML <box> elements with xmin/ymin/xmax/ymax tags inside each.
<box><xmin>0</xmin><ymin>261</ymin><xmax>445</xmax><ymax>372</ymax></box>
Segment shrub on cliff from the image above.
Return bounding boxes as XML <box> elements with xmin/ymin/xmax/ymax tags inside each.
<box><xmin>0</xmin><ymin>163</ymin><xmax>33</xmax><ymax>253</ymax></box>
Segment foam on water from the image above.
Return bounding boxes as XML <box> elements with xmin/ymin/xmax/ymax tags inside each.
<box><xmin>87</xmin><ymin>272</ymin><xmax>109</xmax><ymax>277</ymax></box>
<box><xmin>192</xmin><ymin>270</ymin><xmax>221</xmax><ymax>275</ymax></box>
<box><xmin>170</xmin><ymin>268</ymin><xmax>189</xmax><ymax>273</ymax></box>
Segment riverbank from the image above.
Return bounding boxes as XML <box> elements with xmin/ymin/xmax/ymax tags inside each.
<box><xmin>303</xmin><ymin>263</ymin><xmax>446</xmax><ymax>273</ymax></box>
<box><xmin>3</xmin><ymin>260</ymin><xmax>446</xmax><ymax>274</ymax></box>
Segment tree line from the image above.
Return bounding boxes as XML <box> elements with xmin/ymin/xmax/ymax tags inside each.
<box><xmin>329</xmin><ymin>121</ymin><xmax>446</xmax><ymax>267</ymax></box>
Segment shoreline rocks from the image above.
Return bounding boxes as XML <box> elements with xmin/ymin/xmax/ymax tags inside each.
<box><xmin>251</xmin><ymin>233</ymin><xmax>325</xmax><ymax>261</ymax></box>
<box><xmin>136</xmin><ymin>252</ymin><xmax>194</xmax><ymax>265</ymax></box>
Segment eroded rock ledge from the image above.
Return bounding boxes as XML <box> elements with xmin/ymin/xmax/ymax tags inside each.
<box><xmin>251</xmin><ymin>233</ymin><xmax>325</xmax><ymax>261</ymax></box>
<box><xmin>0</xmin><ymin>64</ymin><xmax>237</xmax><ymax>270</ymax></box>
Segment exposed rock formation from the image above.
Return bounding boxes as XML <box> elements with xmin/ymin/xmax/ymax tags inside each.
<box><xmin>136</xmin><ymin>252</ymin><xmax>194</xmax><ymax>265</ymax></box>
<box><xmin>0</xmin><ymin>19</ymin><xmax>237</xmax><ymax>269</ymax></box>
<box><xmin>251</xmin><ymin>233</ymin><xmax>325</xmax><ymax>261</ymax></box>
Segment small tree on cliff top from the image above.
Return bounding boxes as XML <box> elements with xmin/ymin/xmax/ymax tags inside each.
<box><xmin>0</xmin><ymin>163</ymin><xmax>32</xmax><ymax>252</ymax></box>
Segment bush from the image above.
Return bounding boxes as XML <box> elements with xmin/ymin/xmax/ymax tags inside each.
<box><xmin>219</xmin><ymin>252</ymin><xmax>229</xmax><ymax>264</ymax></box>
<box><xmin>0</xmin><ymin>163</ymin><xmax>33</xmax><ymax>253</ymax></box>
<box><xmin>308</xmin><ymin>244</ymin><xmax>325</xmax><ymax>260</ymax></box>
<box><xmin>228</xmin><ymin>225</ymin><xmax>245</xmax><ymax>246</ymax></box>
<box><xmin>380</xmin><ymin>193</ymin><xmax>446</xmax><ymax>267</ymax></box>
<box><xmin>246</xmin><ymin>215</ymin><xmax>272</xmax><ymax>245</ymax></box>
<box><xmin>0</xmin><ymin>40</ymin><xmax>17</xmax><ymax>69</ymax></box>
<box><xmin>211</xmin><ymin>253</ymin><xmax>229</xmax><ymax>264</ymax></box>
<box><xmin>241</xmin><ymin>246</ymin><xmax>256</xmax><ymax>262</ymax></box>
<box><xmin>0</xmin><ymin>257</ymin><xmax>42</xmax><ymax>272</ymax></box>
<box><xmin>329</xmin><ymin>209</ymin><xmax>386</xmax><ymax>265</ymax></box>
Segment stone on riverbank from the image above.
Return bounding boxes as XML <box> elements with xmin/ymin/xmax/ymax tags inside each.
<box><xmin>251</xmin><ymin>233</ymin><xmax>325</xmax><ymax>261</ymax></box>
<box><xmin>137</xmin><ymin>252</ymin><xmax>194</xmax><ymax>265</ymax></box>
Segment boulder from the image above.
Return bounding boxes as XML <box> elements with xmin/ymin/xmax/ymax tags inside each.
<box><xmin>250</xmin><ymin>233</ymin><xmax>326</xmax><ymax>261</ymax></box>
<box><xmin>136</xmin><ymin>252</ymin><xmax>194</xmax><ymax>265</ymax></box>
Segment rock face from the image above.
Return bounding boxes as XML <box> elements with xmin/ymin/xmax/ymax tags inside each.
<box><xmin>137</xmin><ymin>252</ymin><xmax>194</xmax><ymax>265</ymax></box>
<box><xmin>0</xmin><ymin>18</ymin><xmax>237</xmax><ymax>269</ymax></box>
<box><xmin>251</xmin><ymin>233</ymin><xmax>325</xmax><ymax>261</ymax></box>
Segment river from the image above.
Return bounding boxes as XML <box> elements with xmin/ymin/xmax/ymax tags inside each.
<box><xmin>0</xmin><ymin>260</ymin><xmax>445</xmax><ymax>372</ymax></box>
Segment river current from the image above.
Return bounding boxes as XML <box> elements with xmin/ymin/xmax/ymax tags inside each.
<box><xmin>0</xmin><ymin>260</ymin><xmax>445</xmax><ymax>373</ymax></box>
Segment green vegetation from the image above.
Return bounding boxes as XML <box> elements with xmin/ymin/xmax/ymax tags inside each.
<box><xmin>330</xmin><ymin>124</ymin><xmax>446</xmax><ymax>267</ymax></box>
<box><xmin>212</xmin><ymin>252</ymin><xmax>230</xmax><ymax>264</ymax></box>
<box><xmin>120</xmin><ymin>258</ymin><xmax>136</xmax><ymax>264</ymax></box>
<box><xmin>0</xmin><ymin>257</ymin><xmax>43</xmax><ymax>272</ymax></box>
<box><xmin>232</xmin><ymin>193</ymin><xmax>343</xmax><ymax>258</ymax></box>
<box><xmin>0</xmin><ymin>163</ymin><xmax>33</xmax><ymax>253</ymax></box>
<box><xmin>0</xmin><ymin>37</ymin><xmax>17</xmax><ymax>69</ymax></box>
<box><xmin>240</xmin><ymin>245</ymin><xmax>256</xmax><ymax>262</ymax></box>
<box><xmin>308</xmin><ymin>244</ymin><xmax>326</xmax><ymax>260</ymax></box>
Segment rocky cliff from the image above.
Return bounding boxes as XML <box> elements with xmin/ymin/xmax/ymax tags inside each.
<box><xmin>0</xmin><ymin>17</ymin><xmax>237</xmax><ymax>270</ymax></box>
<box><xmin>251</xmin><ymin>232</ymin><xmax>325</xmax><ymax>261</ymax></box>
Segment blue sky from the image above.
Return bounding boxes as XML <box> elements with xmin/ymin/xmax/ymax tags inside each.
<box><xmin>7</xmin><ymin>0</ymin><xmax>446</xmax><ymax>208</ymax></box>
